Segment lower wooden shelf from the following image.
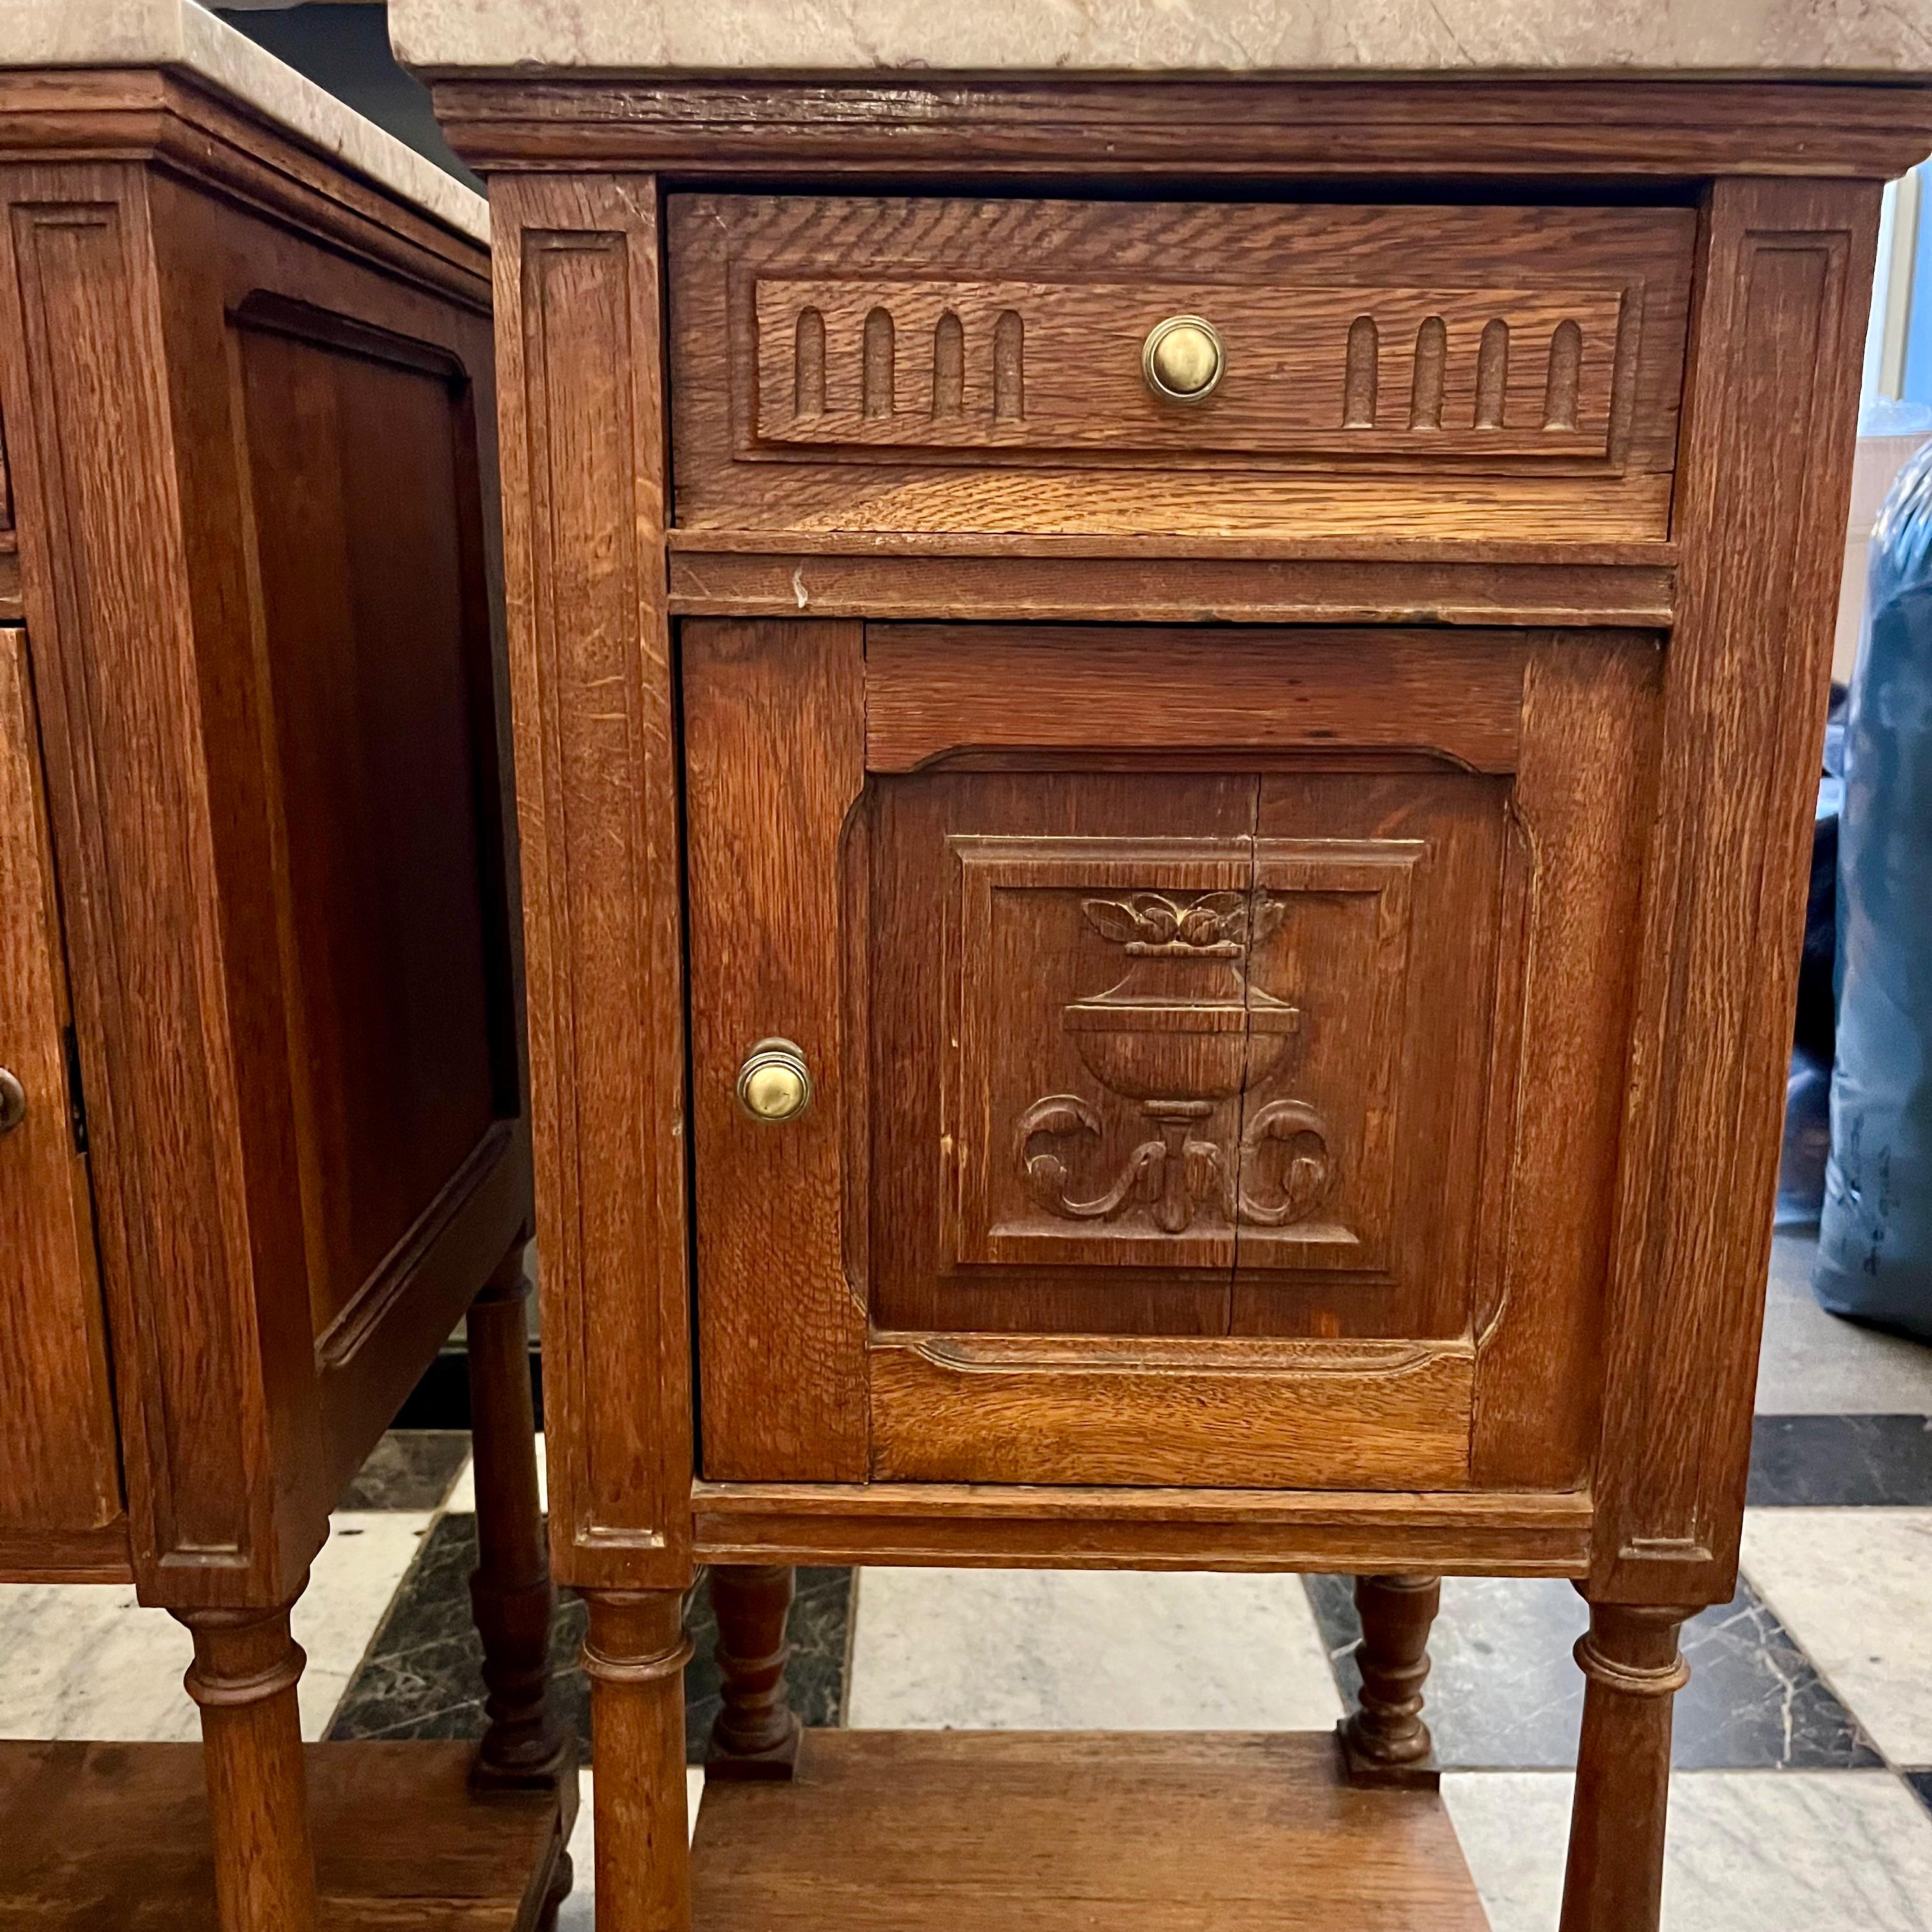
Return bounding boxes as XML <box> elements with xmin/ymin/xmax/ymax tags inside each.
<box><xmin>0</xmin><ymin>1738</ymin><xmax>574</xmax><ymax>1929</ymax></box>
<box><xmin>692</xmin><ymin>1729</ymin><xmax>1488</xmax><ymax>1930</ymax></box>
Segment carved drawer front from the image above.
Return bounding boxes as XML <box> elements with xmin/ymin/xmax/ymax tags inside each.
<box><xmin>684</xmin><ymin>620</ymin><xmax>1662</xmax><ymax>1492</ymax></box>
<box><xmin>668</xmin><ymin>196</ymin><xmax>1695</xmax><ymax>542</ymax></box>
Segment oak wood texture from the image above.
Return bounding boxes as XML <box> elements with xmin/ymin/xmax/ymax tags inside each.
<box><xmin>705</xmin><ymin>1565</ymin><xmax>804</xmax><ymax>1781</ymax></box>
<box><xmin>431</xmin><ymin>75</ymin><xmax>1932</xmax><ymax>183</ymax></box>
<box><xmin>1339</xmin><ymin>1574</ymin><xmax>1442</xmax><ymax>1789</ymax></box>
<box><xmin>0</xmin><ymin>76</ymin><xmax>523</xmax><ymax>1606</ymax></box>
<box><xmin>683</xmin><ymin>618</ymin><xmax>868</xmax><ymax>1483</ymax></box>
<box><xmin>667</xmin><ymin>542</ymin><xmax>1678</xmax><ymax>629</ymax></box>
<box><xmin>684</xmin><ymin>620</ymin><xmax>1652</xmax><ymax>1493</ymax></box>
<box><xmin>487</xmin><ymin>172</ymin><xmax>695</xmax><ymax>1594</ymax></box>
<box><xmin>1560</xmin><ymin>1603</ymin><xmax>1694</xmax><ymax>1932</ymax></box>
<box><xmin>670</xmin><ymin>195</ymin><xmax>1692</xmax><ymax>542</ymax></box>
<box><xmin>866</xmin><ymin>625</ymin><xmax>1528</xmax><ymax>773</ymax></box>
<box><xmin>689</xmin><ymin>1730</ymin><xmax>1488</xmax><ymax>1931</ymax></box>
<box><xmin>1592</xmin><ymin>178</ymin><xmax>1884</xmax><ymax>1607</ymax></box>
<box><xmin>0</xmin><ymin>622</ymin><xmax>123</xmax><ymax>1573</ymax></box>
<box><xmin>468</xmin><ymin>1250</ymin><xmax>571</xmax><ymax>1790</ymax></box>
<box><xmin>176</xmin><ymin>1601</ymin><xmax>319</xmax><ymax>1932</ymax></box>
<box><xmin>691</xmin><ymin>1480</ymin><xmax>1593</xmax><ymax>1576</ymax></box>
<box><xmin>449</xmin><ymin>73</ymin><xmax>1932</xmax><ymax>1932</ymax></box>
<box><xmin>0</xmin><ymin>1738</ymin><xmax>574</xmax><ymax>1931</ymax></box>
<box><xmin>581</xmin><ymin>1592</ymin><xmax>694</xmax><ymax>1932</ymax></box>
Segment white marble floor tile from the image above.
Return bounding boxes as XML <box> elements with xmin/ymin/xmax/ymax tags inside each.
<box><xmin>845</xmin><ymin>1567</ymin><xmax>1344</xmax><ymax>1731</ymax></box>
<box><xmin>1445</xmin><ymin>1770</ymin><xmax>1932</xmax><ymax>1932</ymax></box>
<box><xmin>553</xmin><ymin>1766</ymin><xmax>705</xmax><ymax>1932</ymax></box>
<box><xmin>293</xmin><ymin>1510</ymin><xmax>436</xmax><ymax>1738</ymax></box>
<box><xmin>0</xmin><ymin>1509</ymin><xmax>431</xmax><ymax>1745</ymax></box>
<box><xmin>0</xmin><ymin>1581</ymin><xmax>199</xmax><ymax>1743</ymax></box>
<box><xmin>1740</xmin><ymin>1507</ymin><xmax>1932</xmax><ymax>1765</ymax></box>
<box><xmin>443</xmin><ymin>1432</ymin><xmax>546</xmax><ymax>1515</ymax></box>
<box><xmin>1755</xmin><ymin>1232</ymin><xmax>1932</xmax><ymax>1414</ymax></box>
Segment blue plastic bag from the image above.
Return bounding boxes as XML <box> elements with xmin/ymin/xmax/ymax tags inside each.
<box><xmin>1814</xmin><ymin>436</ymin><xmax>1932</xmax><ymax>1335</ymax></box>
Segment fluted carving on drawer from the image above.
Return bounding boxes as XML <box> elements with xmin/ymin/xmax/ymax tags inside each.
<box><xmin>753</xmin><ymin>274</ymin><xmax>1631</xmax><ymax>458</ymax></box>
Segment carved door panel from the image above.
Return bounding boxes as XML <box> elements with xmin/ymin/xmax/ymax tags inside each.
<box><xmin>684</xmin><ymin>618</ymin><xmax>1659</xmax><ymax>1491</ymax></box>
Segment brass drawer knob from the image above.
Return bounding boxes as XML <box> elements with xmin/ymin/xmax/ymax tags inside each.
<box><xmin>736</xmin><ymin>1038</ymin><xmax>813</xmax><ymax>1124</ymax></box>
<box><xmin>1142</xmin><ymin>315</ymin><xmax>1224</xmax><ymax>404</ymax></box>
<box><xmin>0</xmin><ymin>1068</ymin><xmax>24</xmax><ymax>1137</ymax></box>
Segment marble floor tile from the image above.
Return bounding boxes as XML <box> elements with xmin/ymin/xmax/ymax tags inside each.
<box><xmin>1749</xmin><ymin>1414</ymin><xmax>1932</xmax><ymax>1506</ymax></box>
<box><xmin>1445</xmin><ymin>1770</ymin><xmax>1932</xmax><ymax>1932</ymax></box>
<box><xmin>846</xmin><ymin>1568</ymin><xmax>1344</xmax><ymax>1731</ymax></box>
<box><xmin>552</xmin><ymin>1767</ymin><xmax>705</xmax><ymax>1932</ymax></box>
<box><xmin>1755</xmin><ymin>1232</ymin><xmax>1932</xmax><ymax>1415</ymax></box>
<box><xmin>1741</xmin><ymin>1508</ymin><xmax>1932</xmax><ymax>1766</ymax></box>
<box><xmin>1306</xmin><ymin>1572</ymin><xmax>1875</xmax><ymax>1770</ymax></box>
<box><xmin>0</xmin><ymin>1509</ymin><xmax>431</xmax><ymax>1744</ymax></box>
<box><xmin>335</xmin><ymin>1429</ymin><xmax>472</xmax><ymax>1510</ymax></box>
<box><xmin>329</xmin><ymin>1520</ymin><xmax>852</xmax><ymax>1765</ymax></box>
<box><xmin>442</xmin><ymin>1431</ymin><xmax>546</xmax><ymax>1515</ymax></box>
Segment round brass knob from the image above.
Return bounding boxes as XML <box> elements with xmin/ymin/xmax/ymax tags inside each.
<box><xmin>0</xmin><ymin>1068</ymin><xmax>24</xmax><ymax>1138</ymax></box>
<box><xmin>1142</xmin><ymin>315</ymin><xmax>1225</xmax><ymax>404</ymax></box>
<box><xmin>736</xmin><ymin>1038</ymin><xmax>812</xmax><ymax>1124</ymax></box>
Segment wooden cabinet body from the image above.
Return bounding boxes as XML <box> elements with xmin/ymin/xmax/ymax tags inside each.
<box><xmin>433</xmin><ymin>64</ymin><xmax>1932</xmax><ymax>1932</ymax></box>
<box><xmin>0</xmin><ymin>63</ymin><xmax>572</xmax><ymax>1932</ymax></box>
<box><xmin>0</xmin><ymin>68</ymin><xmax>522</xmax><ymax>1607</ymax></box>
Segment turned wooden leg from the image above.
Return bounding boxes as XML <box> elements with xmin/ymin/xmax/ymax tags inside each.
<box><xmin>1560</xmin><ymin>1600</ymin><xmax>1694</xmax><ymax>1932</ymax></box>
<box><xmin>705</xmin><ymin>1563</ymin><xmax>802</xmax><ymax>1781</ymax></box>
<box><xmin>1338</xmin><ymin>1573</ymin><xmax>1441</xmax><ymax>1788</ymax></box>
<box><xmin>175</xmin><ymin>1598</ymin><xmax>319</xmax><ymax>1932</ymax></box>
<box><xmin>583</xmin><ymin>1590</ymin><xmax>693</xmax><ymax>1932</ymax></box>
<box><xmin>467</xmin><ymin>1244</ymin><xmax>570</xmax><ymax>1791</ymax></box>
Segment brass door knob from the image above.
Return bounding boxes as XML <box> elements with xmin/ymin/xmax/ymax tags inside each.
<box><xmin>736</xmin><ymin>1038</ymin><xmax>813</xmax><ymax>1123</ymax></box>
<box><xmin>1142</xmin><ymin>315</ymin><xmax>1224</xmax><ymax>404</ymax></box>
<box><xmin>0</xmin><ymin>1068</ymin><xmax>24</xmax><ymax>1137</ymax></box>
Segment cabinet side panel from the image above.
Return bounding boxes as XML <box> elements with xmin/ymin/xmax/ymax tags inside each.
<box><xmin>492</xmin><ymin>175</ymin><xmax>694</xmax><ymax>1588</ymax></box>
<box><xmin>1593</xmin><ymin>179</ymin><xmax>1881</xmax><ymax>1604</ymax></box>
<box><xmin>0</xmin><ymin>622</ymin><xmax>124</xmax><ymax>1558</ymax></box>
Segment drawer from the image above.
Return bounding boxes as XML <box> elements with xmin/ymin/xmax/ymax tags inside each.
<box><xmin>668</xmin><ymin>195</ymin><xmax>1695</xmax><ymax>543</ymax></box>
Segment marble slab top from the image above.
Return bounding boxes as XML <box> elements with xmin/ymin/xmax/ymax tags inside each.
<box><xmin>387</xmin><ymin>0</ymin><xmax>1932</xmax><ymax>78</ymax></box>
<box><xmin>0</xmin><ymin>1</ymin><xmax>487</xmax><ymax>244</ymax></box>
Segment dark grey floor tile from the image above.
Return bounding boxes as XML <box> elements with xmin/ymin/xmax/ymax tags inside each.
<box><xmin>335</xmin><ymin>1430</ymin><xmax>473</xmax><ymax>1511</ymax></box>
<box><xmin>329</xmin><ymin>1515</ymin><xmax>852</xmax><ymax>1765</ymax></box>
<box><xmin>1748</xmin><ymin>1414</ymin><xmax>1932</xmax><ymax>1506</ymax></box>
<box><xmin>1305</xmin><ymin>1571</ymin><xmax>1880</xmax><ymax>1772</ymax></box>
<box><xmin>1905</xmin><ymin>1770</ymin><xmax>1932</xmax><ymax>1818</ymax></box>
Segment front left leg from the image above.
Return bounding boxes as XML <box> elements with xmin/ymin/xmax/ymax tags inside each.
<box><xmin>176</xmin><ymin>1597</ymin><xmax>319</xmax><ymax>1932</ymax></box>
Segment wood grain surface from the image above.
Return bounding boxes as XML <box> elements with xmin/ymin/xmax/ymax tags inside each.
<box><xmin>690</xmin><ymin>1730</ymin><xmax>1488</xmax><ymax>1932</ymax></box>
<box><xmin>0</xmin><ymin>623</ymin><xmax>122</xmax><ymax>1559</ymax></box>
<box><xmin>670</xmin><ymin>195</ymin><xmax>1692</xmax><ymax>542</ymax></box>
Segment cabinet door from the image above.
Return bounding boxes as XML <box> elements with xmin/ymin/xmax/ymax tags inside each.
<box><xmin>0</xmin><ymin>624</ymin><xmax>123</xmax><ymax>1572</ymax></box>
<box><xmin>686</xmin><ymin>619</ymin><xmax>1657</xmax><ymax>1491</ymax></box>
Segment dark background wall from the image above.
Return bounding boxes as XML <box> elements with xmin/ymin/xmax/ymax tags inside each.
<box><xmin>214</xmin><ymin>2</ymin><xmax>481</xmax><ymax>191</ymax></box>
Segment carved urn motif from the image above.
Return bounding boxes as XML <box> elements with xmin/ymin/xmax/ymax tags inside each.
<box><xmin>1015</xmin><ymin>891</ymin><xmax>1335</xmax><ymax>1236</ymax></box>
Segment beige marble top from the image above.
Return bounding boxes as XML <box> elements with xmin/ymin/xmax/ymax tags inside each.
<box><xmin>0</xmin><ymin>0</ymin><xmax>487</xmax><ymax>243</ymax></box>
<box><xmin>387</xmin><ymin>0</ymin><xmax>1932</xmax><ymax>76</ymax></box>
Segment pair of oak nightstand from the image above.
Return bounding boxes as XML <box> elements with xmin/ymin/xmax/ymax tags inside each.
<box><xmin>387</xmin><ymin>18</ymin><xmax>1932</xmax><ymax>1926</ymax></box>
